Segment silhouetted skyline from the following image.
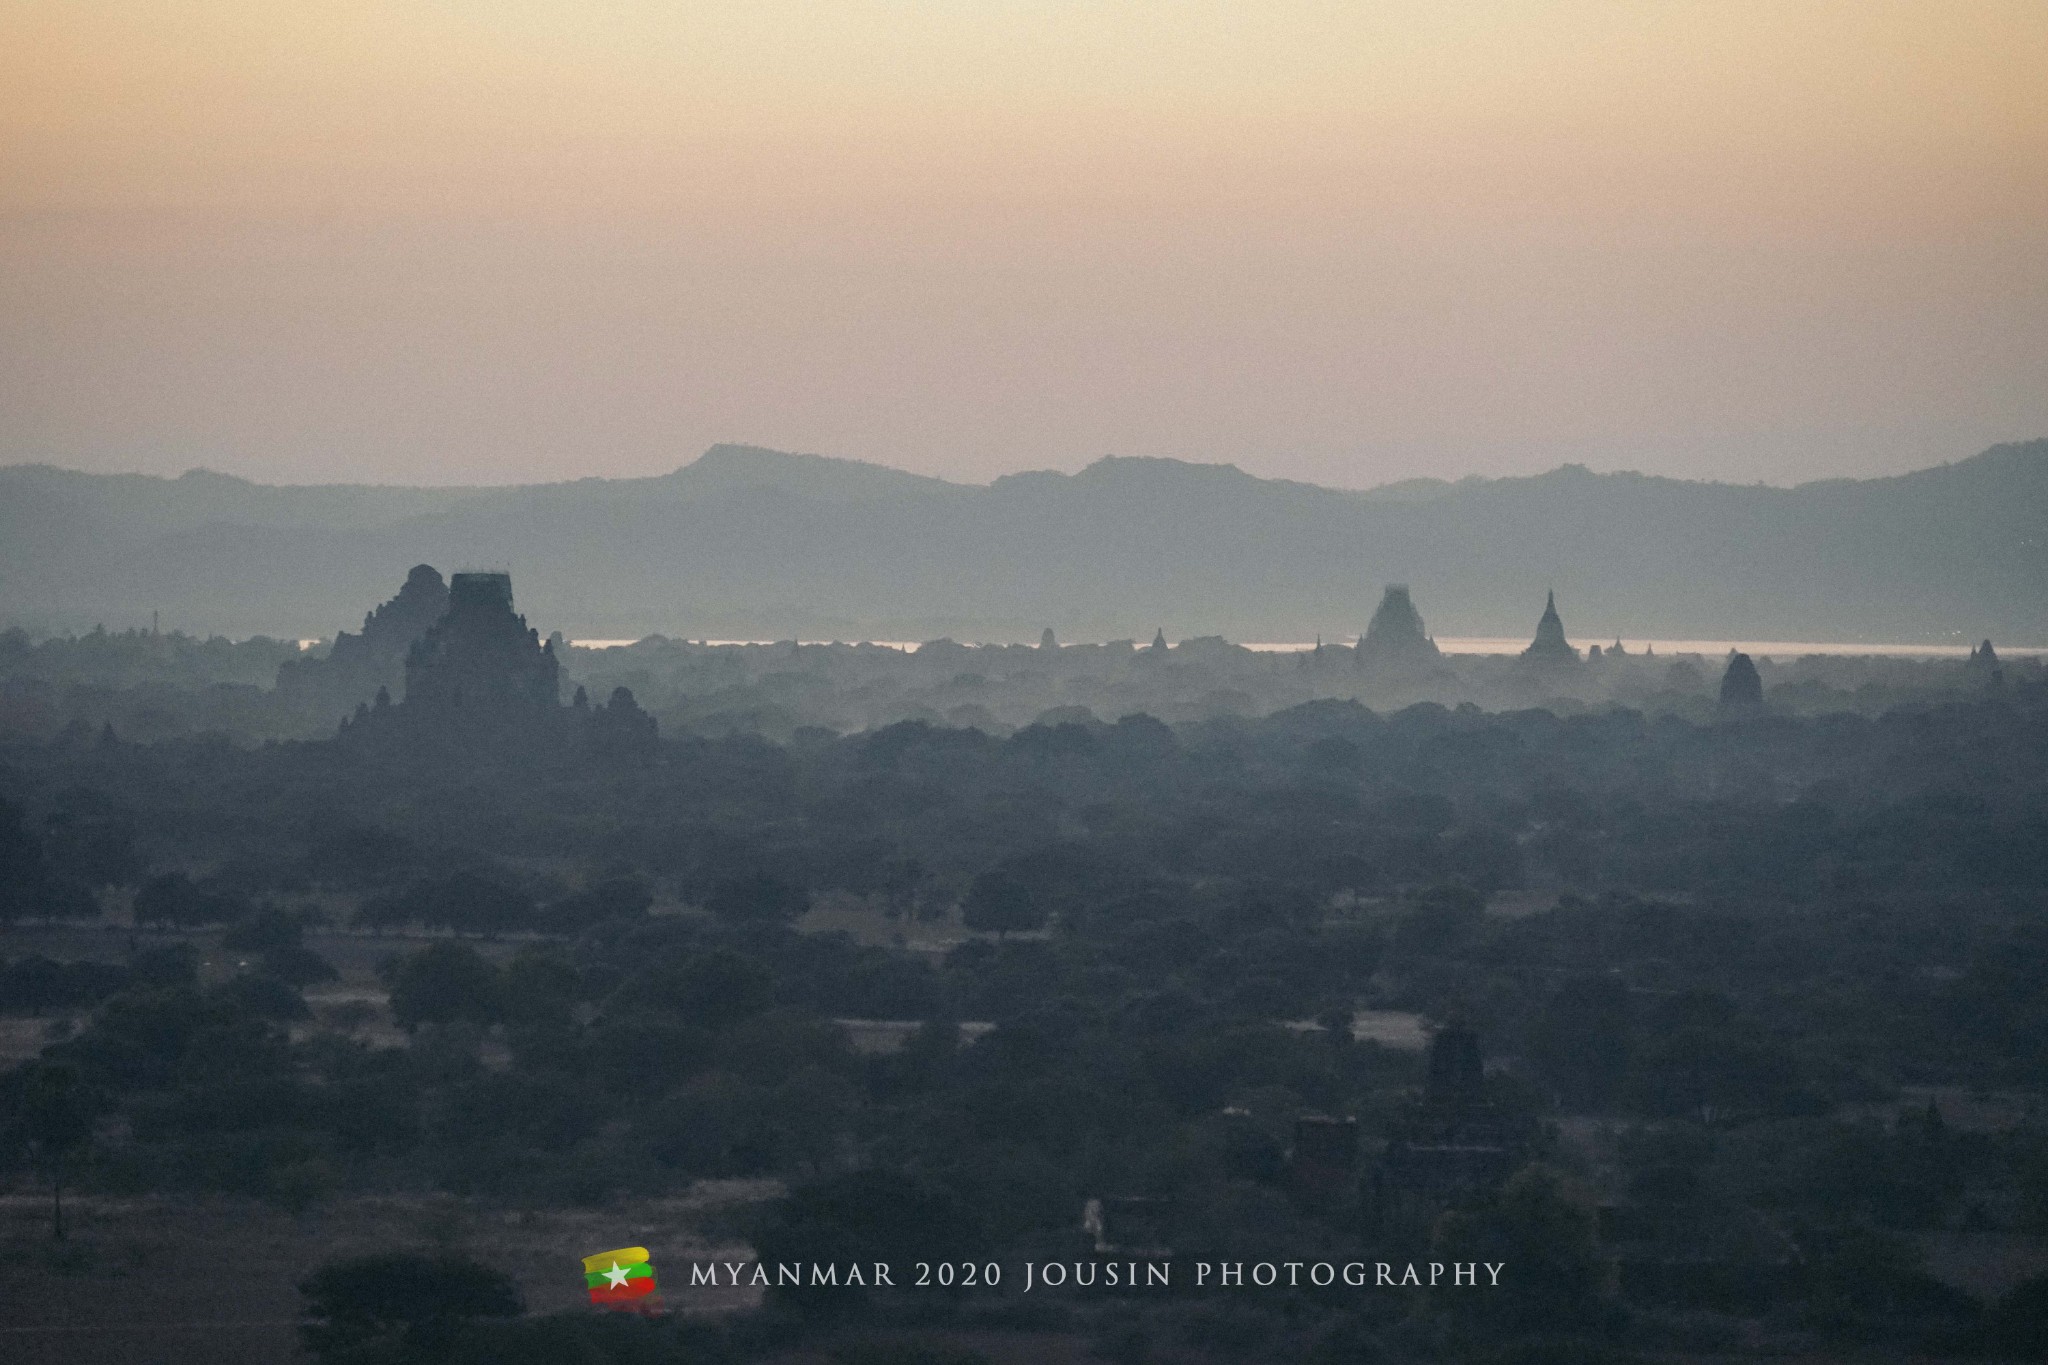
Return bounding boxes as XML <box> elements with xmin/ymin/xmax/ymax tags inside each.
<box><xmin>5</xmin><ymin>440</ymin><xmax>2044</xmax><ymax>644</ymax></box>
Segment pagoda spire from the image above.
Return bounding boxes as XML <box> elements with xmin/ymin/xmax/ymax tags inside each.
<box><xmin>1521</xmin><ymin>589</ymin><xmax>1578</xmax><ymax>664</ymax></box>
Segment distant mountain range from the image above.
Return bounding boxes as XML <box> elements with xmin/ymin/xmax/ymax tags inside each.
<box><xmin>4</xmin><ymin>442</ymin><xmax>2045</xmax><ymax>645</ymax></box>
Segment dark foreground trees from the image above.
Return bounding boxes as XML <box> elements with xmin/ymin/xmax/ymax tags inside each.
<box><xmin>3</xmin><ymin>680</ymin><xmax>2047</xmax><ymax>1361</ymax></box>
<box><xmin>300</xmin><ymin>1252</ymin><xmax>522</xmax><ymax>1363</ymax></box>
<box><xmin>15</xmin><ymin>1061</ymin><xmax>94</xmax><ymax>1239</ymax></box>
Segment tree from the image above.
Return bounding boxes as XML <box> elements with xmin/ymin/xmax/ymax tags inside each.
<box><xmin>1988</xmin><ymin>1274</ymin><xmax>2048</xmax><ymax>1357</ymax></box>
<box><xmin>877</xmin><ymin>854</ymin><xmax>931</xmax><ymax>918</ymax></box>
<box><xmin>21</xmin><ymin>1062</ymin><xmax>94</xmax><ymax>1240</ymax></box>
<box><xmin>31</xmin><ymin>878</ymin><xmax>103</xmax><ymax>923</ymax></box>
<box><xmin>133</xmin><ymin>872</ymin><xmax>240</xmax><ymax>928</ymax></box>
<box><xmin>1528</xmin><ymin>976</ymin><xmax>1635</xmax><ymax>1109</ymax></box>
<box><xmin>213</xmin><ymin>972</ymin><xmax>312</xmax><ymax>1020</ymax></box>
<box><xmin>222</xmin><ymin>907</ymin><xmax>304</xmax><ymax>951</ymax></box>
<box><xmin>352</xmin><ymin>890</ymin><xmax>413</xmax><ymax>935</ymax></box>
<box><xmin>1432</xmin><ymin>1164</ymin><xmax>1612</xmax><ymax>1336</ymax></box>
<box><xmin>540</xmin><ymin>877</ymin><xmax>652</xmax><ymax>934</ymax></box>
<box><xmin>266</xmin><ymin>1156</ymin><xmax>338</xmax><ymax>1218</ymax></box>
<box><xmin>299</xmin><ymin>1252</ymin><xmax>522</xmax><ymax>1362</ymax></box>
<box><xmin>37</xmin><ymin>807</ymin><xmax>143</xmax><ymax>888</ymax></box>
<box><xmin>422</xmin><ymin>873</ymin><xmax>535</xmax><ymax>938</ymax></box>
<box><xmin>1628</xmin><ymin>990</ymin><xmax>1811</xmax><ymax>1119</ymax></box>
<box><xmin>261</xmin><ymin>944</ymin><xmax>341</xmax><ymax>988</ymax></box>
<box><xmin>961</xmin><ymin>867</ymin><xmax>1046</xmax><ymax>937</ymax></box>
<box><xmin>0</xmin><ymin>797</ymin><xmax>47</xmax><ymax>925</ymax></box>
<box><xmin>613</xmin><ymin>950</ymin><xmax>772</xmax><ymax>1030</ymax></box>
<box><xmin>386</xmin><ymin>942</ymin><xmax>503</xmax><ymax>1029</ymax></box>
<box><xmin>753</xmin><ymin>1169</ymin><xmax>982</xmax><ymax>1318</ymax></box>
<box><xmin>585</xmin><ymin>1015</ymin><xmax>713</xmax><ymax>1095</ymax></box>
<box><xmin>0</xmin><ymin>956</ymin><xmax>126</xmax><ymax>1014</ymax></box>
<box><xmin>499</xmin><ymin>948</ymin><xmax>581</xmax><ymax>1032</ymax></box>
<box><xmin>128</xmin><ymin>942</ymin><xmax>199</xmax><ymax>989</ymax></box>
<box><xmin>1392</xmin><ymin>884</ymin><xmax>1485</xmax><ymax>956</ymax></box>
<box><xmin>705</xmin><ymin>871</ymin><xmax>810</xmax><ymax>927</ymax></box>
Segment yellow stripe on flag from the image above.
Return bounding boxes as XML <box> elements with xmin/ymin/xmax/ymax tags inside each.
<box><xmin>582</xmin><ymin>1247</ymin><xmax>650</xmax><ymax>1274</ymax></box>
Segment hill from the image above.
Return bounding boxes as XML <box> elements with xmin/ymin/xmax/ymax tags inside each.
<box><xmin>3</xmin><ymin>441</ymin><xmax>2044</xmax><ymax>644</ymax></box>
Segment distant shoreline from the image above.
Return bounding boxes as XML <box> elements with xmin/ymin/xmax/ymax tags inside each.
<box><xmin>561</xmin><ymin>637</ymin><xmax>2047</xmax><ymax>661</ymax></box>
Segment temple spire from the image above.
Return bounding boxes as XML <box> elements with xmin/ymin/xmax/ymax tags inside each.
<box><xmin>1521</xmin><ymin>589</ymin><xmax>1578</xmax><ymax>664</ymax></box>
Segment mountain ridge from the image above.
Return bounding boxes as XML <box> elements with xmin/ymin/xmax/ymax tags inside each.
<box><xmin>19</xmin><ymin>439</ymin><xmax>2032</xmax><ymax>502</ymax></box>
<box><xmin>3</xmin><ymin>440</ymin><xmax>2043</xmax><ymax>644</ymax></box>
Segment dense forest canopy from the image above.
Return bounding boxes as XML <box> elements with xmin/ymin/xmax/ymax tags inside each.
<box><xmin>3</xmin><ymin>660</ymin><xmax>2047</xmax><ymax>1360</ymax></box>
<box><xmin>1</xmin><ymin>555</ymin><xmax>2046</xmax><ymax>1363</ymax></box>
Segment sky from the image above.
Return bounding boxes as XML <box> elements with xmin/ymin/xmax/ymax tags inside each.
<box><xmin>3</xmin><ymin>1</ymin><xmax>2045</xmax><ymax>490</ymax></box>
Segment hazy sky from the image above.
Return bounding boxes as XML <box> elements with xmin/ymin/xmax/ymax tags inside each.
<box><xmin>4</xmin><ymin>1</ymin><xmax>2045</xmax><ymax>489</ymax></box>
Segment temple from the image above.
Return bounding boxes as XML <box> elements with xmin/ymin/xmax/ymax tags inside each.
<box><xmin>331</xmin><ymin>568</ymin><xmax>656</xmax><ymax>752</ymax></box>
<box><xmin>1356</xmin><ymin>584</ymin><xmax>1443</xmax><ymax>669</ymax></box>
<box><xmin>403</xmin><ymin>572</ymin><xmax>561</xmax><ymax>712</ymax></box>
<box><xmin>1521</xmin><ymin>590</ymin><xmax>1579</xmax><ymax>665</ymax></box>
<box><xmin>1718</xmin><ymin>652</ymin><xmax>1764</xmax><ymax>709</ymax></box>
<box><xmin>276</xmin><ymin>564</ymin><xmax>448</xmax><ymax>714</ymax></box>
<box><xmin>1966</xmin><ymin>639</ymin><xmax>2002</xmax><ymax>687</ymax></box>
<box><xmin>1371</xmin><ymin>1022</ymin><xmax>1527</xmax><ymax>1221</ymax></box>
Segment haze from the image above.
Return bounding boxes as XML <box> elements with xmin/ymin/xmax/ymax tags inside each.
<box><xmin>4</xmin><ymin>1</ymin><xmax>2045</xmax><ymax>489</ymax></box>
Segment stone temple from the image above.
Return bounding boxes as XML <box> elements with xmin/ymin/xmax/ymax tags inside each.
<box><xmin>276</xmin><ymin>563</ymin><xmax>448</xmax><ymax>713</ymax></box>
<box><xmin>403</xmin><ymin>572</ymin><xmax>560</xmax><ymax>712</ymax></box>
<box><xmin>330</xmin><ymin>568</ymin><xmax>658</xmax><ymax>753</ymax></box>
<box><xmin>1357</xmin><ymin>585</ymin><xmax>1443</xmax><ymax>669</ymax></box>
<box><xmin>1718</xmin><ymin>651</ymin><xmax>1764</xmax><ymax>709</ymax></box>
<box><xmin>1966</xmin><ymin>639</ymin><xmax>2002</xmax><ymax>688</ymax></box>
<box><xmin>1521</xmin><ymin>590</ymin><xmax>1579</xmax><ymax>665</ymax></box>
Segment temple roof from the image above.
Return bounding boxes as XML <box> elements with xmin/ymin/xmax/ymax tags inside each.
<box><xmin>1522</xmin><ymin>590</ymin><xmax>1579</xmax><ymax>663</ymax></box>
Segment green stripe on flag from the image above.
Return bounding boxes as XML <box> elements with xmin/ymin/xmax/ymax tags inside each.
<box><xmin>585</xmin><ymin>1262</ymin><xmax>654</xmax><ymax>1288</ymax></box>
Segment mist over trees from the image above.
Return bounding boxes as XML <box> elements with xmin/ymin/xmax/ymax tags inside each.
<box><xmin>0</xmin><ymin>667</ymin><xmax>2045</xmax><ymax>1359</ymax></box>
<box><xmin>4</xmin><ymin>438</ymin><xmax>2044</xmax><ymax>644</ymax></box>
<box><xmin>2</xmin><ymin>497</ymin><xmax>2047</xmax><ymax>1362</ymax></box>
<box><xmin>3</xmin><ymin>568</ymin><xmax>2038</xmax><ymax>749</ymax></box>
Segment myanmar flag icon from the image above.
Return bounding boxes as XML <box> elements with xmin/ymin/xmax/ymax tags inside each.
<box><xmin>583</xmin><ymin>1247</ymin><xmax>659</xmax><ymax>1310</ymax></box>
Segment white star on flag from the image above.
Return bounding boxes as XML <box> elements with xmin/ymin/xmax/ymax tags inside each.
<box><xmin>604</xmin><ymin>1261</ymin><xmax>631</xmax><ymax>1289</ymax></box>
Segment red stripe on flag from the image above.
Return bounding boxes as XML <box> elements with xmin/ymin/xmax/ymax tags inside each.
<box><xmin>588</xmin><ymin>1279</ymin><xmax>658</xmax><ymax>1303</ymax></box>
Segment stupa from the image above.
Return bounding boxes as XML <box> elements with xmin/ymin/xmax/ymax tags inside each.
<box><xmin>1520</xmin><ymin>591</ymin><xmax>1579</xmax><ymax>665</ymax></box>
<box><xmin>1718</xmin><ymin>651</ymin><xmax>1763</xmax><ymax>709</ymax></box>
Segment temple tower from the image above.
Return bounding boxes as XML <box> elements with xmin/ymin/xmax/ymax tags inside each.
<box><xmin>403</xmin><ymin>572</ymin><xmax>560</xmax><ymax>711</ymax></box>
<box><xmin>1521</xmin><ymin>590</ymin><xmax>1579</xmax><ymax>665</ymax></box>
<box><xmin>1718</xmin><ymin>651</ymin><xmax>1763</xmax><ymax>709</ymax></box>
<box><xmin>1357</xmin><ymin>584</ymin><xmax>1442</xmax><ymax>668</ymax></box>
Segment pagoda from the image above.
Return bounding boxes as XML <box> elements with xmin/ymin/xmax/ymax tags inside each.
<box><xmin>1356</xmin><ymin>585</ymin><xmax>1443</xmax><ymax>669</ymax></box>
<box><xmin>1520</xmin><ymin>591</ymin><xmax>1579</xmax><ymax>665</ymax></box>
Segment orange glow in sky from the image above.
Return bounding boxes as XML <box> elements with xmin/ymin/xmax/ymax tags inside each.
<box><xmin>3</xmin><ymin>1</ymin><xmax>2044</xmax><ymax>486</ymax></box>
